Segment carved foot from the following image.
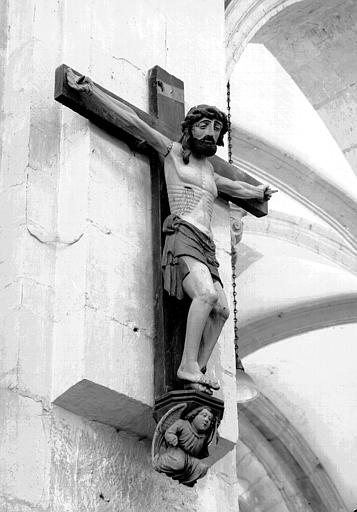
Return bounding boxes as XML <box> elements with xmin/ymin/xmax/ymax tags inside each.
<box><xmin>183</xmin><ymin>381</ymin><xmax>213</xmax><ymax>395</ymax></box>
<box><xmin>177</xmin><ymin>369</ymin><xmax>220</xmax><ymax>391</ymax></box>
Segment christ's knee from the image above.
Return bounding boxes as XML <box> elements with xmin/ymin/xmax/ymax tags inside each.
<box><xmin>195</xmin><ymin>290</ymin><xmax>218</xmax><ymax>308</ymax></box>
<box><xmin>211</xmin><ymin>302</ymin><xmax>230</xmax><ymax>322</ymax></box>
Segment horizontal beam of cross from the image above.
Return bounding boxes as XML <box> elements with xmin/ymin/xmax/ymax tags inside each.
<box><xmin>55</xmin><ymin>64</ymin><xmax>267</xmax><ymax>217</ymax></box>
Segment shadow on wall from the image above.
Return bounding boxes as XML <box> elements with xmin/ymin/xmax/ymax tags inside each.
<box><xmin>235</xmin><ymin>242</ymin><xmax>264</xmax><ymax>276</ymax></box>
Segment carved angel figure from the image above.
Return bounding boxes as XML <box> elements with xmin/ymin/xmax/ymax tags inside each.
<box><xmin>152</xmin><ymin>403</ymin><xmax>218</xmax><ymax>487</ymax></box>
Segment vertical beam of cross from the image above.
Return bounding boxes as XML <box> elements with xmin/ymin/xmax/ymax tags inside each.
<box><xmin>148</xmin><ymin>66</ymin><xmax>187</xmax><ymax>398</ymax></box>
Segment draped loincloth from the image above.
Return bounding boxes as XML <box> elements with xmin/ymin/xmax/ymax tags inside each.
<box><xmin>161</xmin><ymin>214</ymin><xmax>222</xmax><ymax>300</ymax></box>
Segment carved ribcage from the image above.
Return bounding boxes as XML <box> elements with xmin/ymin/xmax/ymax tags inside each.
<box><xmin>177</xmin><ymin>186</ymin><xmax>195</xmax><ymax>215</ymax></box>
<box><xmin>167</xmin><ymin>185</ymin><xmax>200</xmax><ymax>216</ymax></box>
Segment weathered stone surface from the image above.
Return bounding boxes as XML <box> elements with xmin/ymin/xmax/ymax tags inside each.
<box><xmin>198</xmin><ymin>449</ymin><xmax>239</xmax><ymax>512</ymax></box>
<box><xmin>0</xmin><ymin>498</ymin><xmax>47</xmax><ymax>512</ymax></box>
<box><xmin>0</xmin><ymin>0</ymin><xmax>239</xmax><ymax>510</ymax></box>
<box><xmin>0</xmin><ymin>389</ymin><xmax>51</xmax><ymax>509</ymax></box>
<box><xmin>50</xmin><ymin>406</ymin><xmax>200</xmax><ymax>512</ymax></box>
<box><xmin>0</xmin><ymin>391</ymin><xmax>238</xmax><ymax>512</ymax></box>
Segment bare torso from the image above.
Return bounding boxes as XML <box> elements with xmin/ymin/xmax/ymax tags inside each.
<box><xmin>164</xmin><ymin>142</ymin><xmax>217</xmax><ymax>237</ymax></box>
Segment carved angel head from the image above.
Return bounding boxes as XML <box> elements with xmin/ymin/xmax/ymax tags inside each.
<box><xmin>185</xmin><ymin>406</ymin><xmax>215</xmax><ymax>434</ymax></box>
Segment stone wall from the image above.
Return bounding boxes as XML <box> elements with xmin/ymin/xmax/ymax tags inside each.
<box><xmin>1</xmin><ymin>387</ymin><xmax>237</xmax><ymax>512</ymax></box>
<box><xmin>0</xmin><ymin>0</ymin><xmax>238</xmax><ymax>510</ymax></box>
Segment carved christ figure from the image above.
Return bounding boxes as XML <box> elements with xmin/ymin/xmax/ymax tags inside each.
<box><xmin>67</xmin><ymin>71</ymin><xmax>275</xmax><ymax>394</ymax></box>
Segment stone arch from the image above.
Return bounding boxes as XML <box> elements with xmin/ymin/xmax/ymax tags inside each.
<box><xmin>226</xmin><ymin>0</ymin><xmax>357</xmax><ymax>175</ymax></box>
<box><xmin>237</xmin><ymin>394</ymin><xmax>346</xmax><ymax>511</ymax></box>
<box><xmin>225</xmin><ymin>0</ymin><xmax>303</xmax><ymax>78</ymax></box>
<box><xmin>251</xmin><ymin>0</ymin><xmax>357</xmax><ymax>177</ymax></box>
<box><xmin>237</xmin><ymin>211</ymin><xmax>357</xmax><ymax>355</ymax></box>
<box><xmin>239</xmin><ymin>294</ymin><xmax>357</xmax><ymax>357</ymax></box>
<box><xmin>232</xmin><ymin>135</ymin><xmax>357</xmax><ymax>250</ymax></box>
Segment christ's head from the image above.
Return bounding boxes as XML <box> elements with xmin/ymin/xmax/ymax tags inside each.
<box><xmin>180</xmin><ymin>105</ymin><xmax>228</xmax><ymax>163</ymax></box>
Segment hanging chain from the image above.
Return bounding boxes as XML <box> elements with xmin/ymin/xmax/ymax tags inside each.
<box><xmin>227</xmin><ymin>81</ymin><xmax>233</xmax><ymax>165</ymax></box>
<box><xmin>227</xmin><ymin>81</ymin><xmax>242</xmax><ymax>370</ymax></box>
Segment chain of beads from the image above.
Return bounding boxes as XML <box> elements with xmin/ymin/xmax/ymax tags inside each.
<box><xmin>227</xmin><ymin>81</ymin><xmax>233</xmax><ymax>165</ymax></box>
<box><xmin>227</xmin><ymin>81</ymin><xmax>240</xmax><ymax>369</ymax></box>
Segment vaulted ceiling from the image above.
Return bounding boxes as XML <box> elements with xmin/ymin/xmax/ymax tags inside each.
<box><xmin>226</xmin><ymin>0</ymin><xmax>357</xmax><ymax>177</ymax></box>
<box><xmin>225</xmin><ymin>1</ymin><xmax>357</xmax><ymax>510</ymax></box>
<box><xmin>253</xmin><ymin>0</ymin><xmax>357</xmax><ymax>177</ymax></box>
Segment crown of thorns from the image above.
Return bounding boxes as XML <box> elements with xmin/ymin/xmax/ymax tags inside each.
<box><xmin>181</xmin><ymin>105</ymin><xmax>228</xmax><ymax>146</ymax></box>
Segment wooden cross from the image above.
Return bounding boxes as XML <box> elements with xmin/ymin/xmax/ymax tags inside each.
<box><xmin>54</xmin><ymin>63</ymin><xmax>267</xmax><ymax>409</ymax></box>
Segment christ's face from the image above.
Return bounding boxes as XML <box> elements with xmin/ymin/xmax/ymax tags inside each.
<box><xmin>189</xmin><ymin>117</ymin><xmax>223</xmax><ymax>157</ymax></box>
<box><xmin>192</xmin><ymin>409</ymin><xmax>214</xmax><ymax>433</ymax></box>
<box><xmin>191</xmin><ymin>117</ymin><xmax>223</xmax><ymax>143</ymax></box>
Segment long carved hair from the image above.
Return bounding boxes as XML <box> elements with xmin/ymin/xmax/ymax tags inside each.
<box><xmin>179</xmin><ymin>104</ymin><xmax>228</xmax><ymax>164</ymax></box>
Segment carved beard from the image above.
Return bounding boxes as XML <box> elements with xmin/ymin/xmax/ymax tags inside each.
<box><xmin>189</xmin><ymin>135</ymin><xmax>217</xmax><ymax>157</ymax></box>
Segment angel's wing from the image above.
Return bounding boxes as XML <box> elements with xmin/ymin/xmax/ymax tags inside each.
<box><xmin>151</xmin><ymin>403</ymin><xmax>188</xmax><ymax>465</ymax></box>
<box><xmin>207</xmin><ymin>417</ymin><xmax>220</xmax><ymax>449</ymax></box>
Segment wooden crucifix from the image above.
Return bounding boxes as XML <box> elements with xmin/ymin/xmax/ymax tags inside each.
<box><xmin>54</xmin><ymin>64</ymin><xmax>269</xmax><ymax>422</ymax></box>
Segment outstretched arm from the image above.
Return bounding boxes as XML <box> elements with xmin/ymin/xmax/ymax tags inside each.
<box><xmin>214</xmin><ymin>173</ymin><xmax>277</xmax><ymax>201</ymax></box>
<box><xmin>66</xmin><ymin>69</ymin><xmax>172</xmax><ymax>157</ymax></box>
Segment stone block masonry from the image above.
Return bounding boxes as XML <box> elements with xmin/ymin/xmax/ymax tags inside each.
<box><xmin>0</xmin><ymin>0</ymin><xmax>239</xmax><ymax>510</ymax></box>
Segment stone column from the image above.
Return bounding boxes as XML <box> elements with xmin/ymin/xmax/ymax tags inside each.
<box><xmin>0</xmin><ymin>1</ymin><xmax>239</xmax><ymax>510</ymax></box>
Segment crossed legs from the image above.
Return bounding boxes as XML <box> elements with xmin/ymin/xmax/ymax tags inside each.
<box><xmin>176</xmin><ymin>256</ymin><xmax>229</xmax><ymax>390</ymax></box>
